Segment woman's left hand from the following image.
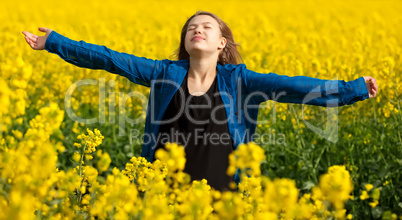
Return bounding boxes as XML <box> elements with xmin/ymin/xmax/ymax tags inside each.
<box><xmin>363</xmin><ymin>76</ymin><xmax>378</xmax><ymax>98</ymax></box>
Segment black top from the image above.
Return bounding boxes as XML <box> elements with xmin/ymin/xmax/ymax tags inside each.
<box><xmin>154</xmin><ymin>72</ymin><xmax>235</xmax><ymax>191</ymax></box>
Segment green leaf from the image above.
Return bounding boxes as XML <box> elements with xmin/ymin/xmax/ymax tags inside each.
<box><xmin>302</xmin><ymin>181</ymin><xmax>315</xmax><ymax>190</ymax></box>
<box><xmin>371</xmin><ymin>206</ymin><xmax>383</xmax><ymax>219</ymax></box>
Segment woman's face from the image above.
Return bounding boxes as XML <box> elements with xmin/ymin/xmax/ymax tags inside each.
<box><xmin>184</xmin><ymin>15</ymin><xmax>226</xmax><ymax>58</ymax></box>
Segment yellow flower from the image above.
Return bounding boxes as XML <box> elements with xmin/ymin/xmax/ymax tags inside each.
<box><xmin>360</xmin><ymin>190</ymin><xmax>369</xmax><ymax>200</ymax></box>
<box><xmin>76</xmin><ymin>128</ymin><xmax>104</xmax><ymax>154</ymax></box>
<box><xmin>369</xmin><ymin>200</ymin><xmax>379</xmax><ymax>208</ymax></box>
<box><xmin>227</xmin><ymin>142</ymin><xmax>266</xmax><ymax>178</ymax></box>
<box><xmin>81</xmin><ymin>194</ymin><xmax>90</xmax><ymax>205</ymax></box>
<box><xmin>97</xmin><ymin>152</ymin><xmax>111</xmax><ymax>173</ymax></box>
<box><xmin>155</xmin><ymin>142</ymin><xmax>186</xmax><ymax>172</ymax></box>
<box><xmin>364</xmin><ymin>183</ymin><xmax>373</xmax><ymax>191</ymax></box>
<box><xmin>11</xmin><ymin>130</ymin><xmax>23</xmax><ymax>139</ymax></box>
<box><xmin>72</xmin><ymin>152</ymin><xmax>81</xmax><ymax>163</ymax></box>
<box><xmin>319</xmin><ymin>165</ymin><xmax>353</xmax><ymax>210</ymax></box>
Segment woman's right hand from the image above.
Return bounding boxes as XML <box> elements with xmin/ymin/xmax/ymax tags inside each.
<box><xmin>22</xmin><ymin>27</ymin><xmax>53</xmax><ymax>50</ymax></box>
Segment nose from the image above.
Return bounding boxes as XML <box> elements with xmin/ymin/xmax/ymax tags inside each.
<box><xmin>194</xmin><ymin>27</ymin><xmax>202</xmax><ymax>34</ymax></box>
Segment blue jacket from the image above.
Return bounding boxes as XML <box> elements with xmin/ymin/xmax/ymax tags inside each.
<box><xmin>45</xmin><ymin>31</ymin><xmax>369</xmax><ymax>163</ymax></box>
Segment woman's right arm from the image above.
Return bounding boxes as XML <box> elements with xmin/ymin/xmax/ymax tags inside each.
<box><xmin>22</xmin><ymin>27</ymin><xmax>165</xmax><ymax>87</ymax></box>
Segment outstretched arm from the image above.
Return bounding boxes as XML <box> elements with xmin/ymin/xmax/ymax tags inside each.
<box><xmin>22</xmin><ymin>27</ymin><xmax>166</xmax><ymax>87</ymax></box>
<box><xmin>240</xmin><ymin>64</ymin><xmax>377</xmax><ymax>106</ymax></box>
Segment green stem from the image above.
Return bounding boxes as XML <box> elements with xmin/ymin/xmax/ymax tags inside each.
<box><xmin>78</xmin><ymin>141</ymin><xmax>87</xmax><ymax>203</ymax></box>
<box><xmin>393</xmin><ymin>71</ymin><xmax>402</xmax><ymax>145</ymax></box>
<box><xmin>377</xmin><ymin>148</ymin><xmax>389</xmax><ymax>169</ymax></box>
<box><xmin>113</xmin><ymin>124</ymin><xmax>117</xmax><ymax>144</ymax></box>
<box><xmin>283</xmin><ymin>147</ymin><xmax>301</xmax><ymax>158</ymax></box>
<box><xmin>348</xmin><ymin>143</ymin><xmax>355</xmax><ymax>167</ymax></box>
<box><xmin>314</xmin><ymin>144</ymin><xmax>328</xmax><ymax>171</ymax></box>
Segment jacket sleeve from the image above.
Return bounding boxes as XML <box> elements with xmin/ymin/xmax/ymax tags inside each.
<box><xmin>44</xmin><ymin>31</ymin><xmax>166</xmax><ymax>87</ymax></box>
<box><xmin>239</xmin><ymin>64</ymin><xmax>369</xmax><ymax>107</ymax></box>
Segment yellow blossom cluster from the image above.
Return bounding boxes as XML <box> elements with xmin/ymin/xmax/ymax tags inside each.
<box><xmin>0</xmin><ymin>124</ymin><xmax>396</xmax><ymax>219</ymax></box>
<box><xmin>227</xmin><ymin>142</ymin><xmax>266</xmax><ymax>177</ymax></box>
<box><xmin>360</xmin><ymin>183</ymin><xmax>381</xmax><ymax>208</ymax></box>
<box><xmin>75</xmin><ymin>128</ymin><xmax>104</xmax><ymax>154</ymax></box>
<box><xmin>311</xmin><ymin>165</ymin><xmax>354</xmax><ymax>219</ymax></box>
<box><xmin>0</xmin><ymin>103</ymin><xmax>66</xmax><ymax>219</ymax></box>
<box><xmin>96</xmin><ymin>150</ymin><xmax>112</xmax><ymax>173</ymax></box>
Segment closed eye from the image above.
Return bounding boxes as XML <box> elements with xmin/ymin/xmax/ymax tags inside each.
<box><xmin>187</xmin><ymin>25</ymin><xmax>213</xmax><ymax>31</ymax></box>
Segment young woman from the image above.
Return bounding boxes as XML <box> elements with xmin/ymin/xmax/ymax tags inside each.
<box><xmin>22</xmin><ymin>11</ymin><xmax>378</xmax><ymax>191</ymax></box>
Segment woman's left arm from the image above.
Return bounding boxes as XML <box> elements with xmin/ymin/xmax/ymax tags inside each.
<box><xmin>240</xmin><ymin>64</ymin><xmax>378</xmax><ymax>106</ymax></box>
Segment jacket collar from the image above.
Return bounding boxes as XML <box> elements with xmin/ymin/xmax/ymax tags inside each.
<box><xmin>168</xmin><ymin>59</ymin><xmax>234</xmax><ymax>76</ymax></box>
<box><xmin>168</xmin><ymin>59</ymin><xmax>234</xmax><ymax>86</ymax></box>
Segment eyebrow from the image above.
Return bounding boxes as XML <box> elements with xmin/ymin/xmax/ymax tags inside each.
<box><xmin>188</xmin><ymin>22</ymin><xmax>214</xmax><ymax>28</ymax></box>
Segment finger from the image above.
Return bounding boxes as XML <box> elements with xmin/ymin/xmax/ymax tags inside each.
<box><xmin>365</xmin><ymin>77</ymin><xmax>378</xmax><ymax>92</ymax></box>
<box><xmin>25</xmin><ymin>37</ymin><xmax>34</xmax><ymax>48</ymax></box>
<box><xmin>364</xmin><ymin>76</ymin><xmax>376</xmax><ymax>83</ymax></box>
<box><xmin>372</xmin><ymin>79</ymin><xmax>378</xmax><ymax>91</ymax></box>
<box><xmin>25</xmin><ymin>35</ymin><xmax>37</xmax><ymax>44</ymax></box>
<box><xmin>363</xmin><ymin>76</ymin><xmax>370</xmax><ymax>82</ymax></box>
<box><xmin>25</xmin><ymin>36</ymin><xmax>39</xmax><ymax>49</ymax></box>
<box><xmin>368</xmin><ymin>80</ymin><xmax>378</xmax><ymax>93</ymax></box>
<box><xmin>38</xmin><ymin>27</ymin><xmax>50</xmax><ymax>33</ymax></box>
<box><xmin>24</xmin><ymin>36</ymin><xmax>32</xmax><ymax>45</ymax></box>
<box><xmin>24</xmin><ymin>35</ymin><xmax>38</xmax><ymax>44</ymax></box>
<box><xmin>26</xmin><ymin>37</ymin><xmax>35</xmax><ymax>48</ymax></box>
<box><xmin>22</xmin><ymin>31</ymin><xmax>38</xmax><ymax>39</ymax></box>
<box><xmin>28</xmin><ymin>34</ymin><xmax>38</xmax><ymax>41</ymax></box>
<box><xmin>22</xmin><ymin>31</ymin><xmax>34</xmax><ymax>38</ymax></box>
<box><xmin>365</xmin><ymin>83</ymin><xmax>373</xmax><ymax>98</ymax></box>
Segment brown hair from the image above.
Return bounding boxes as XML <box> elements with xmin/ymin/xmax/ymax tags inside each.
<box><xmin>175</xmin><ymin>11</ymin><xmax>243</xmax><ymax>65</ymax></box>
